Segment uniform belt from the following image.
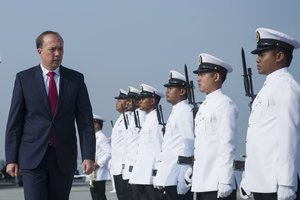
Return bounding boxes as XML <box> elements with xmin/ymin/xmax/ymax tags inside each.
<box><xmin>177</xmin><ymin>156</ymin><xmax>194</xmax><ymax>165</ymax></box>
<box><xmin>233</xmin><ymin>160</ymin><xmax>245</xmax><ymax>171</ymax></box>
<box><xmin>152</xmin><ymin>169</ymin><xmax>157</xmax><ymax>176</ymax></box>
<box><xmin>129</xmin><ymin>165</ymin><xmax>133</xmax><ymax>172</ymax></box>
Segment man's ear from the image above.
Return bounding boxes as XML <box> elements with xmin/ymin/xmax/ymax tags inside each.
<box><xmin>179</xmin><ymin>88</ymin><xmax>187</xmax><ymax>96</ymax></box>
<box><xmin>37</xmin><ymin>48</ymin><xmax>42</xmax><ymax>55</ymax></box>
<box><xmin>214</xmin><ymin>72</ymin><xmax>221</xmax><ymax>82</ymax></box>
<box><xmin>275</xmin><ymin>51</ymin><xmax>285</xmax><ymax>63</ymax></box>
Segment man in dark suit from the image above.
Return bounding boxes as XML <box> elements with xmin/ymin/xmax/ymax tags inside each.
<box><xmin>5</xmin><ymin>30</ymin><xmax>96</xmax><ymax>200</ymax></box>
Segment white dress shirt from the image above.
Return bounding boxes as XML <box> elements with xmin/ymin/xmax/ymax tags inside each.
<box><xmin>41</xmin><ymin>64</ymin><xmax>60</xmax><ymax>95</ymax></box>
<box><xmin>191</xmin><ymin>89</ymin><xmax>238</xmax><ymax>192</ymax></box>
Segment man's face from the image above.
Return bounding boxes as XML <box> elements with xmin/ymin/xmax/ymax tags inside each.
<box><xmin>256</xmin><ymin>50</ymin><xmax>278</xmax><ymax>75</ymax></box>
<box><xmin>38</xmin><ymin>34</ymin><xmax>64</xmax><ymax>71</ymax></box>
<box><xmin>197</xmin><ymin>72</ymin><xmax>216</xmax><ymax>94</ymax></box>
<box><xmin>116</xmin><ymin>99</ymin><xmax>127</xmax><ymax>112</ymax></box>
<box><xmin>139</xmin><ymin>97</ymin><xmax>154</xmax><ymax>113</ymax></box>
<box><xmin>165</xmin><ymin>87</ymin><xmax>184</xmax><ymax>105</ymax></box>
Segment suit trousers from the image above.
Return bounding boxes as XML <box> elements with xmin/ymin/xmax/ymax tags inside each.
<box><xmin>196</xmin><ymin>190</ymin><xmax>236</xmax><ymax>200</ymax></box>
<box><xmin>90</xmin><ymin>180</ymin><xmax>107</xmax><ymax>200</ymax></box>
<box><xmin>113</xmin><ymin>175</ymin><xmax>129</xmax><ymax>200</ymax></box>
<box><xmin>22</xmin><ymin>146</ymin><xmax>74</xmax><ymax>200</ymax></box>
<box><xmin>164</xmin><ymin>186</ymin><xmax>193</xmax><ymax>200</ymax></box>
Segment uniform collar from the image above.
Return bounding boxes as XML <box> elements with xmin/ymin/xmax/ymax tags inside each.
<box><xmin>172</xmin><ymin>99</ymin><xmax>188</xmax><ymax>110</ymax></box>
<box><xmin>266</xmin><ymin>67</ymin><xmax>288</xmax><ymax>83</ymax></box>
<box><xmin>205</xmin><ymin>89</ymin><xmax>222</xmax><ymax>100</ymax></box>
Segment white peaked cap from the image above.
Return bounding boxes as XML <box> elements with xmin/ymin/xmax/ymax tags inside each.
<box><xmin>193</xmin><ymin>53</ymin><xmax>232</xmax><ymax>74</ymax></box>
<box><xmin>140</xmin><ymin>83</ymin><xmax>165</xmax><ymax>98</ymax></box>
<box><xmin>93</xmin><ymin>114</ymin><xmax>105</xmax><ymax>121</ymax></box>
<box><xmin>163</xmin><ymin>70</ymin><xmax>187</xmax><ymax>87</ymax></box>
<box><xmin>128</xmin><ymin>86</ymin><xmax>140</xmax><ymax>94</ymax></box>
<box><xmin>252</xmin><ymin>27</ymin><xmax>300</xmax><ymax>54</ymax></box>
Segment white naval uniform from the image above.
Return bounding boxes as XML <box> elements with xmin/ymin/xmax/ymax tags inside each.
<box><xmin>191</xmin><ymin>89</ymin><xmax>238</xmax><ymax>192</ymax></box>
<box><xmin>122</xmin><ymin>109</ymin><xmax>146</xmax><ymax>180</ymax></box>
<box><xmin>129</xmin><ymin>109</ymin><xmax>164</xmax><ymax>185</ymax></box>
<box><xmin>244</xmin><ymin>68</ymin><xmax>300</xmax><ymax>193</ymax></box>
<box><xmin>154</xmin><ymin>100</ymin><xmax>194</xmax><ymax>186</ymax></box>
<box><xmin>94</xmin><ymin>130</ymin><xmax>111</xmax><ymax>181</ymax></box>
<box><xmin>111</xmin><ymin>114</ymin><xmax>127</xmax><ymax>176</ymax></box>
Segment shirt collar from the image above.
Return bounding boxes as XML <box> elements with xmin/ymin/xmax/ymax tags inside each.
<box><xmin>40</xmin><ymin>64</ymin><xmax>61</xmax><ymax>76</ymax></box>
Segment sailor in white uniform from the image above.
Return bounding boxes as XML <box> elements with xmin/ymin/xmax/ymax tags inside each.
<box><xmin>110</xmin><ymin>89</ymin><xmax>130</xmax><ymax>200</ymax></box>
<box><xmin>186</xmin><ymin>53</ymin><xmax>238</xmax><ymax>200</ymax></box>
<box><xmin>122</xmin><ymin>86</ymin><xmax>146</xmax><ymax>199</ymax></box>
<box><xmin>129</xmin><ymin>83</ymin><xmax>165</xmax><ymax>200</ymax></box>
<box><xmin>89</xmin><ymin>114</ymin><xmax>111</xmax><ymax>200</ymax></box>
<box><xmin>240</xmin><ymin>28</ymin><xmax>300</xmax><ymax>200</ymax></box>
<box><xmin>154</xmin><ymin>70</ymin><xmax>194</xmax><ymax>200</ymax></box>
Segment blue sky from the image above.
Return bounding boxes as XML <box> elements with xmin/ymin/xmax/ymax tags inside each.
<box><xmin>1</xmin><ymin>0</ymin><xmax>300</xmax><ymax>160</ymax></box>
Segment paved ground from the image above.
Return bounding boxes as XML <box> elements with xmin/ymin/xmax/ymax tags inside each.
<box><xmin>0</xmin><ymin>180</ymin><xmax>253</xmax><ymax>200</ymax></box>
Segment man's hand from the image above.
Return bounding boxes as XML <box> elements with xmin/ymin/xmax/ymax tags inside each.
<box><xmin>82</xmin><ymin>159</ymin><xmax>94</xmax><ymax>175</ymax></box>
<box><xmin>6</xmin><ymin>163</ymin><xmax>19</xmax><ymax>177</ymax></box>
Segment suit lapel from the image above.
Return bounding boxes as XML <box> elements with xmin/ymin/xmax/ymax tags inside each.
<box><xmin>54</xmin><ymin>66</ymin><xmax>67</xmax><ymax>118</ymax></box>
<box><xmin>34</xmin><ymin>65</ymin><xmax>52</xmax><ymax>116</ymax></box>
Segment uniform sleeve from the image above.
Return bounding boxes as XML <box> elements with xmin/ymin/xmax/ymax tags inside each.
<box><xmin>177</xmin><ymin>105</ymin><xmax>194</xmax><ymax>157</ymax></box>
<box><xmin>216</xmin><ymin>100</ymin><xmax>238</xmax><ymax>184</ymax></box>
<box><xmin>277</xmin><ymin>81</ymin><xmax>300</xmax><ymax>187</ymax></box>
<box><xmin>96</xmin><ymin>134</ymin><xmax>111</xmax><ymax>168</ymax></box>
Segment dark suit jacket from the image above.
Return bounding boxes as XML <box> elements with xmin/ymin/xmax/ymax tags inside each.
<box><xmin>5</xmin><ymin>65</ymin><xmax>95</xmax><ymax>173</ymax></box>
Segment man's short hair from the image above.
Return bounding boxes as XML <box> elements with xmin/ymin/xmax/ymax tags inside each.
<box><xmin>36</xmin><ymin>31</ymin><xmax>63</xmax><ymax>49</ymax></box>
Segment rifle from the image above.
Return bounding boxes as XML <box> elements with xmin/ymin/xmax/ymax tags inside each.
<box><xmin>121</xmin><ymin>105</ymin><xmax>128</xmax><ymax>129</ymax></box>
<box><xmin>233</xmin><ymin>48</ymin><xmax>257</xmax><ymax>171</ymax></box>
<box><xmin>110</xmin><ymin>120</ymin><xmax>114</xmax><ymax>128</ymax></box>
<box><xmin>184</xmin><ymin>64</ymin><xmax>199</xmax><ymax>118</ymax></box>
<box><xmin>132</xmin><ymin>99</ymin><xmax>141</xmax><ymax>130</ymax></box>
<box><xmin>155</xmin><ymin>103</ymin><xmax>166</xmax><ymax>135</ymax></box>
<box><xmin>241</xmin><ymin>48</ymin><xmax>256</xmax><ymax>110</ymax></box>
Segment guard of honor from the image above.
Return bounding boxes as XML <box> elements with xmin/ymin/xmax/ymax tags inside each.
<box><xmin>105</xmin><ymin>27</ymin><xmax>300</xmax><ymax>200</ymax></box>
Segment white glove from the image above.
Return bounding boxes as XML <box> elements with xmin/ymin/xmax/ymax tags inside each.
<box><xmin>217</xmin><ymin>183</ymin><xmax>233</xmax><ymax>198</ymax></box>
<box><xmin>184</xmin><ymin>167</ymin><xmax>193</xmax><ymax>185</ymax></box>
<box><xmin>277</xmin><ymin>185</ymin><xmax>296</xmax><ymax>200</ymax></box>
<box><xmin>153</xmin><ymin>185</ymin><xmax>164</xmax><ymax>191</ymax></box>
<box><xmin>177</xmin><ymin>165</ymin><xmax>191</xmax><ymax>194</ymax></box>
<box><xmin>239</xmin><ymin>177</ymin><xmax>251</xmax><ymax>199</ymax></box>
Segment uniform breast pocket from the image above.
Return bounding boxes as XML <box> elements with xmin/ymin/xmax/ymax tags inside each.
<box><xmin>262</xmin><ymin>98</ymin><xmax>277</xmax><ymax>119</ymax></box>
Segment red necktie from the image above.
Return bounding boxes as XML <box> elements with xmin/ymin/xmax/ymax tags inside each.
<box><xmin>48</xmin><ymin>72</ymin><xmax>58</xmax><ymax>146</ymax></box>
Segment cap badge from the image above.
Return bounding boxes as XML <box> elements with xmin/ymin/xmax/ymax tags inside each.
<box><xmin>140</xmin><ymin>85</ymin><xmax>144</xmax><ymax>91</ymax></box>
<box><xmin>169</xmin><ymin>72</ymin><xmax>172</xmax><ymax>80</ymax></box>
<box><xmin>198</xmin><ymin>55</ymin><xmax>203</xmax><ymax>66</ymax></box>
<box><xmin>256</xmin><ymin>31</ymin><xmax>260</xmax><ymax>43</ymax></box>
